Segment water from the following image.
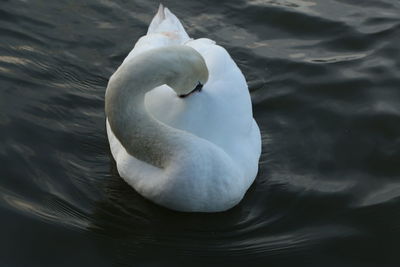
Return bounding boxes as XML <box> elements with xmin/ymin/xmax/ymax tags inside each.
<box><xmin>1</xmin><ymin>0</ymin><xmax>400</xmax><ymax>266</ymax></box>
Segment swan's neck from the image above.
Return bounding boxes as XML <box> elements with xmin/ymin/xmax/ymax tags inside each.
<box><xmin>105</xmin><ymin>52</ymin><xmax>182</xmax><ymax>168</ymax></box>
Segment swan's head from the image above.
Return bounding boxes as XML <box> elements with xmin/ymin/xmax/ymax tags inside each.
<box><xmin>164</xmin><ymin>46</ymin><xmax>209</xmax><ymax>98</ymax></box>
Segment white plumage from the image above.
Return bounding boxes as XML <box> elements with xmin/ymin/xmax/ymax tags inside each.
<box><xmin>106</xmin><ymin>5</ymin><xmax>261</xmax><ymax>212</ymax></box>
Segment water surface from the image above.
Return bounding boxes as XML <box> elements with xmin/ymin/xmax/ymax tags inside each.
<box><xmin>1</xmin><ymin>0</ymin><xmax>400</xmax><ymax>266</ymax></box>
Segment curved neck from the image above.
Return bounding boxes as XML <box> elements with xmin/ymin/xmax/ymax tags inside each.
<box><xmin>105</xmin><ymin>48</ymin><xmax>190</xmax><ymax>168</ymax></box>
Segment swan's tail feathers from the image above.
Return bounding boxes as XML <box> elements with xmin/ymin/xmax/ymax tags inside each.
<box><xmin>147</xmin><ymin>4</ymin><xmax>190</xmax><ymax>43</ymax></box>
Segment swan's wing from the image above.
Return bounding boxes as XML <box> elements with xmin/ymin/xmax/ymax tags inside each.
<box><xmin>147</xmin><ymin>4</ymin><xmax>190</xmax><ymax>42</ymax></box>
<box><xmin>146</xmin><ymin>38</ymin><xmax>259</xmax><ymax>175</ymax></box>
<box><xmin>123</xmin><ymin>5</ymin><xmax>190</xmax><ymax>62</ymax></box>
<box><xmin>122</xmin><ymin>5</ymin><xmax>260</xmax><ymax>178</ymax></box>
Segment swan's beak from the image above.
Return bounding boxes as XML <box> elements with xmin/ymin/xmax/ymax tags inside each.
<box><xmin>179</xmin><ymin>83</ymin><xmax>203</xmax><ymax>98</ymax></box>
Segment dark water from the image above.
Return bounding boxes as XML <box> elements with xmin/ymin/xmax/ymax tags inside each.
<box><xmin>1</xmin><ymin>0</ymin><xmax>400</xmax><ymax>266</ymax></box>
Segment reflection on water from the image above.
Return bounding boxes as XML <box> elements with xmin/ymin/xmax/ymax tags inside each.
<box><xmin>1</xmin><ymin>0</ymin><xmax>400</xmax><ymax>266</ymax></box>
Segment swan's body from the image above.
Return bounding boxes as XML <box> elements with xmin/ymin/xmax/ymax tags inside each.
<box><xmin>105</xmin><ymin>5</ymin><xmax>261</xmax><ymax>212</ymax></box>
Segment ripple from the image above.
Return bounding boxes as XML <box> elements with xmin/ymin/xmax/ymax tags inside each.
<box><xmin>1</xmin><ymin>0</ymin><xmax>400</xmax><ymax>266</ymax></box>
<box><xmin>308</xmin><ymin>53</ymin><xmax>368</xmax><ymax>63</ymax></box>
<box><xmin>0</xmin><ymin>27</ymin><xmax>45</xmax><ymax>45</ymax></box>
<box><xmin>0</xmin><ymin>191</ymin><xmax>90</xmax><ymax>230</ymax></box>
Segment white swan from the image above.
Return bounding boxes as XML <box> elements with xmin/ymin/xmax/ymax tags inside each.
<box><xmin>105</xmin><ymin>5</ymin><xmax>261</xmax><ymax>212</ymax></box>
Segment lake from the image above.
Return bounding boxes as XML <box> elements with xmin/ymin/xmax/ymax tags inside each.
<box><xmin>1</xmin><ymin>0</ymin><xmax>400</xmax><ymax>266</ymax></box>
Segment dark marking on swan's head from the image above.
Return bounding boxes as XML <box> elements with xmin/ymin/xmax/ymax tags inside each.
<box><xmin>159</xmin><ymin>46</ymin><xmax>208</xmax><ymax>98</ymax></box>
<box><xmin>179</xmin><ymin>82</ymin><xmax>203</xmax><ymax>98</ymax></box>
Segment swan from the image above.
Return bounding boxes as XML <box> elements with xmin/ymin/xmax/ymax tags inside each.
<box><xmin>105</xmin><ymin>4</ymin><xmax>261</xmax><ymax>212</ymax></box>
